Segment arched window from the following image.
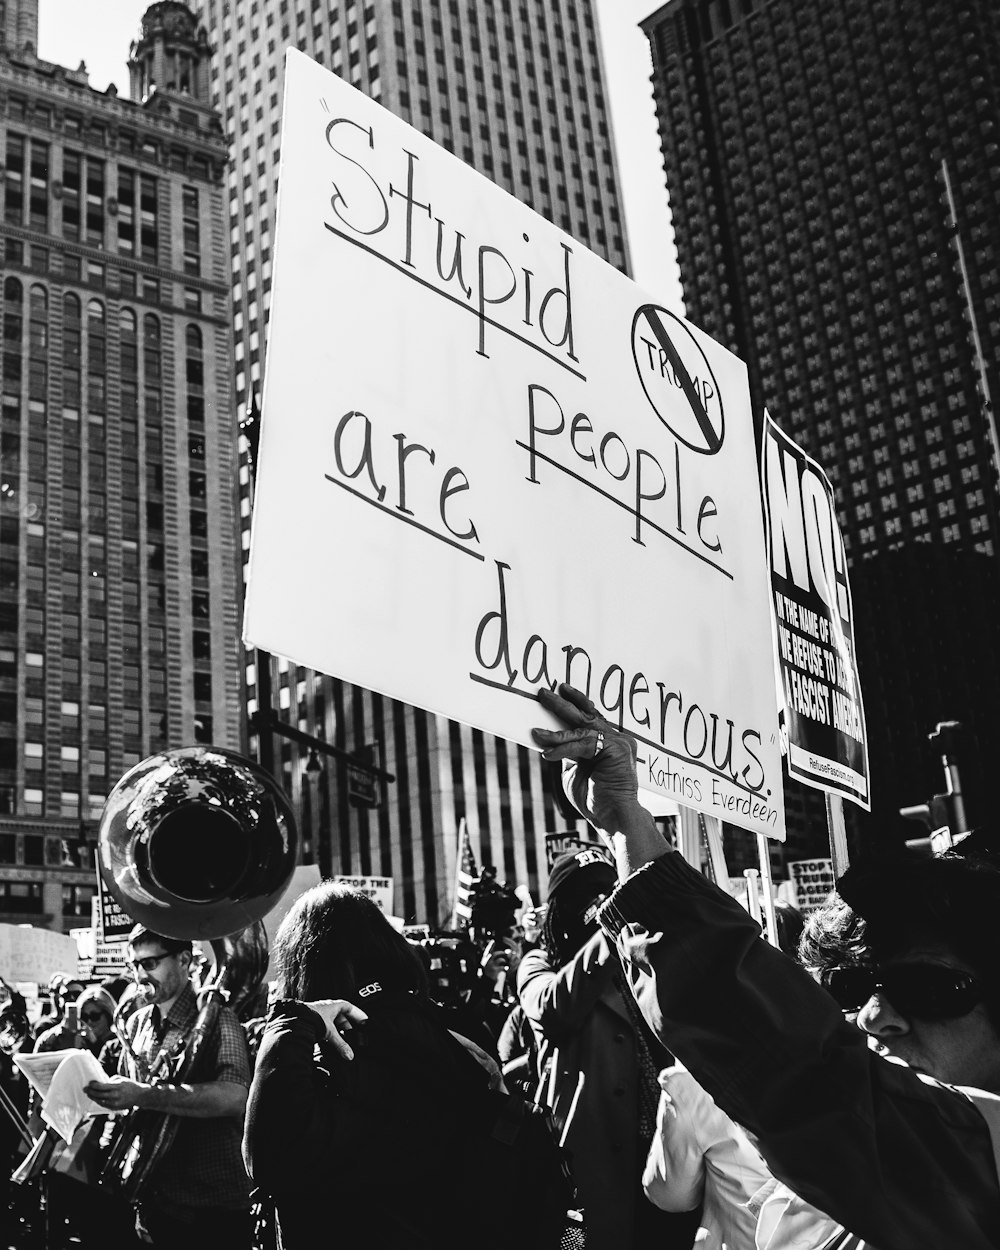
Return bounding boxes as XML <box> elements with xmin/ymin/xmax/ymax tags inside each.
<box><xmin>27</xmin><ymin>285</ymin><xmax>47</xmax><ymax>405</ymax></box>
<box><xmin>143</xmin><ymin>314</ymin><xmax>161</xmax><ymax>382</ymax></box>
<box><xmin>86</xmin><ymin>299</ymin><xmax>106</xmax><ymax>414</ymax></box>
<box><xmin>3</xmin><ymin>278</ymin><xmax>24</xmax><ymax>398</ymax></box>
<box><xmin>120</xmin><ymin>308</ymin><xmax>138</xmax><ymax>375</ymax></box>
<box><xmin>62</xmin><ymin>294</ymin><xmax>81</xmax><ymax>412</ymax></box>
<box><xmin>185</xmin><ymin>322</ymin><xmax>204</xmax><ymax>388</ymax></box>
<box><xmin>143</xmin><ymin>313</ymin><xmax>162</xmax><ymax>427</ymax></box>
<box><xmin>120</xmin><ymin>308</ymin><xmax>138</xmax><ymax>422</ymax></box>
<box><xmin>186</xmin><ymin>323</ymin><xmax>204</xmax><ymax>427</ymax></box>
<box><xmin>28</xmin><ymin>285</ymin><xmax>47</xmax><ymax>341</ymax></box>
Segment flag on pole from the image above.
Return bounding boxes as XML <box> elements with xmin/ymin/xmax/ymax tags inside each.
<box><xmin>452</xmin><ymin>818</ymin><xmax>478</xmax><ymax>929</ymax></box>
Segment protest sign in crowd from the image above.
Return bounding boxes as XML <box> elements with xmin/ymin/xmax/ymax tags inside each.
<box><xmin>1</xmin><ymin>704</ymin><xmax>997</xmax><ymax>1250</ymax></box>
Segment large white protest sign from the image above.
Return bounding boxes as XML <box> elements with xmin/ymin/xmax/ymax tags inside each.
<box><xmin>762</xmin><ymin>416</ymin><xmax>870</xmax><ymax>808</ymax></box>
<box><xmin>244</xmin><ymin>51</ymin><xmax>785</xmax><ymax>839</ymax></box>
<box><xmin>0</xmin><ymin>925</ymin><xmax>79</xmax><ymax>984</ymax></box>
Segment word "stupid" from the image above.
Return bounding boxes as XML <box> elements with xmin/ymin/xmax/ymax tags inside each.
<box><xmin>322</xmin><ymin>117</ymin><xmax>578</xmax><ymax>369</ymax></box>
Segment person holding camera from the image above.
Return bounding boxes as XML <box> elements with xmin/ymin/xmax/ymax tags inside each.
<box><xmin>32</xmin><ymin>976</ymin><xmax>86</xmax><ymax>1043</ymax></box>
<box><xmin>35</xmin><ymin>986</ymin><xmax>116</xmax><ymax>1062</ymax></box>
<box><xmin>244</xmin><ymin>881</ymin><xmax>518</xmax><ymax>1248</ymax></box>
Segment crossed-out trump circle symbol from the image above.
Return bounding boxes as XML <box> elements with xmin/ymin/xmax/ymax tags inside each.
<box><xmin>631</xmin><ymin>304</ymin><xmax>725</xmax><ymax>455</ymax></box>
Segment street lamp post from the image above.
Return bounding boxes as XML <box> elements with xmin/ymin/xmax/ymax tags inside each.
<box><xmin>247</xmin><ymin>707</ymin><xmax>395</xmax><ymax>786</ymax></box>
<box><xmin>240</xmin><ymin>390</ymin><xmax>395</xmax><ymax>870</ymax></box>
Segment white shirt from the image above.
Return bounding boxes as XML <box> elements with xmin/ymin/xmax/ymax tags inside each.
<box><xmin>644</xmin><ymin>1065</ymin><xmax>771</xmax><ymax>1250</ymax></box>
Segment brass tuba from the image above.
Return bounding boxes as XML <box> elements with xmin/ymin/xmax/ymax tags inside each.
<box><xmin>94</xmin><ymin>745</ymin><xmax>298</xmax><ymax>1203</ymax></box>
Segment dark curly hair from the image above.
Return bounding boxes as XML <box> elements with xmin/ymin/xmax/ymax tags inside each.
<box><xmin>273</xmin><ymin>882</ymin><xmax>428</xmax><ymax>1003</ymax></box>
<box><xmin>798</xmin><ymin>896</ymin><xmax>869</xmax><ymax>978</ymax></box>
<box><xmin>800</xmin><ymin>849</ymin><xmax>1000</xmax><ymax>1030</ymax></box>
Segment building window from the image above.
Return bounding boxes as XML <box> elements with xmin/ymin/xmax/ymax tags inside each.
<box><xmin>140</xmin><ymin>174</ymin><xmax>159</xmax><ymax>261</ymax></box>
<box><xmin>4</xmin><ymin>134</ymin><xmax>24</xmax><ymax>225</ymax></box>
<box><xmin>62</xmin><ymin>293</ymin><xmax>81</xmax><ymax>413</ymax></box>
<box><xmin>62</xmin><ymin>884</ymin><xmax>96</xmax><ymax>918</ymax></box>
<box><xmin>0</xmin><ymin>880</ymin><xmax>42</xmax><ymax>911</ymax></box>
<box><xmin>86</xmin><ymin>299</ymin><xmax>106</xmax><ymax>414</ymax></box>
<box><xmin>182</xmin><ymin>185</ymin><xmax>200</xmax><ymax>276</ymax></box>
<box><xmin>186</xmin><ymin>324</ymin><xmax>205</xmax><ymax>427</ymax></box>
<box><xmin>120</xmin><ymin>308</ymin><xmax>138</xmax><ymax>421</ymax></box>
<box><xmin>144</xmin><ymin>314</ymin><xmax>162</xmax><ymax>442</ymax></box>
<box><xmin>3</xmin><ymin>277</ymin><xmax>23</xmax><ymax>403</ymax></box>
<box><xmin>85</xmin><ymin>157</ymin><xmax>105</xmax><ymax>248</ymax></box>
<box><xmin>117</xmin><ymin>167</ymin><xmax>135</xmax><ymax>255</ymax></box>
<box><xmin>29</xmin><ymin>140</ymin><xmax>48</xmax><ymax>232</ymax></box>
<box><xmin>28</xmin><ymin>285</ymin><xmax>47</xmax><ymax>404</ymax></box>
<box><xmin>61</xmin><ymin>149</ymin><xmax>81</xmax><ymax>239</ymax></box>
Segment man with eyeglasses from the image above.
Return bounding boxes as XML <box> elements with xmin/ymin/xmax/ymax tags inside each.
<box><xmin>84</xmin><ymin>925</ymin><xmax>253</xmax><ymax>1250</ymax></box>
<box><xmin>532</xmin><ymin>683</ymin><xmax>1000</xmax><ymax>1250</ymax></box>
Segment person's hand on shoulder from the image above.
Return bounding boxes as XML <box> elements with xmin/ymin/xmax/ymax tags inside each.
<box><xmin>302</xmin><ymin>999</ymin><xmax>368</xmax><ymax>1061</ymax></box>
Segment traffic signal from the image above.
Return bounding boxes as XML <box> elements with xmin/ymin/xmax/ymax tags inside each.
<box><xmin>901</xmin><ymin>794</ymin><xmax>959</xmax><ymax>856</ymax></box>
<box><xmin>899</xmin><ymin>720</ymin><xmax>969</xmax><ymax>856</ymax></box>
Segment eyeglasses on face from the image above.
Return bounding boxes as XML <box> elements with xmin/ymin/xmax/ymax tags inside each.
<box><xmin>822</xmin><ymin>963</ymin><xmax>982</xmax><ymax>1021</ymax></box>
<box><xmin>128</xmin><ymin>952</ymin><xmax>174</xmax><ymax>974</ymax></box>
<box><xmin>80</xmin><ymin>1010</ymin><xmax>107</xmax><ymax>1024</ymax></box>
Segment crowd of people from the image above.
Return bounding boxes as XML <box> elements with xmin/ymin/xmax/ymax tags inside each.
<box><xmin>0</xmin><ymin>681</ymin><xmax>995</xmax><ymax>1247</ymax></box>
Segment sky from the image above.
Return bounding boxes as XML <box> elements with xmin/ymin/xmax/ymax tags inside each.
<box><xmin>36</xmin><ymin>0</ymin><xmax>683</xmax><ymax>312</ymax></box>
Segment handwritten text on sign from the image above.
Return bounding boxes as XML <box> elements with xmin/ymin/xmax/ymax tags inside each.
<box><xmin>243</xmin><ymin>51</ymin><xmax>784</xmax><ymax>838</ymax></box>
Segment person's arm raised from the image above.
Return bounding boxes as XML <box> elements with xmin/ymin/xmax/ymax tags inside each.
<box><xmin>532</xmin><ymin>683</ymin><xmax>670</xmax><ymax>880</ymax></box>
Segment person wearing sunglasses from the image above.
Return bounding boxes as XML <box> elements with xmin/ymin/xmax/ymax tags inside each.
<box><xmin>735</xmin><ymin>881</ymin><xmax>1000</xmax><ymax>1250</ymax></box>
<box><xmin>531</xmin><ymin>682</ymin><xmax>1000</xmax><ymax>1250</ymax></box>
<box><xmin>77</xmin><ymin>987</ymin><xmax>117</xmax><ymax>1063</ymax></box>
<box><xmin>84</xmin><ymin>925</ymin><xmax>253</xmax><ymax>1250</ymax></box>
<box><xmin>36</xmin><ymin>986</ymin><xmax>116</xmax><ymax>1060</ymax></box>
<box><xmin>35</xmin><ymin>984</ymin><xmax>114</xmax><ymax>1058</ymax></box>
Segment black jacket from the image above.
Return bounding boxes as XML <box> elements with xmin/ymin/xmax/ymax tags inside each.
<box><xmin>245</xmin><ymin>990</ymin><xmax>500</xmax><ymax>1247</ymax></box>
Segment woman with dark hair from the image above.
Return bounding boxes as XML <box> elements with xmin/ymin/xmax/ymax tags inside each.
<box><xmin>269</xmin><ymin>880</ymin><xmax>431</xmax><ymax>1003</ymax></box>
<box><xmin>244</xmin><ymin>882</ymin><xmax>505</xmax><ymax>1247</ymax></box>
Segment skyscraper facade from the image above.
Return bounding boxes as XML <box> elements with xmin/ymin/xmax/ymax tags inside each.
<box><xmin>640</xmin><ymin>0</ymin><xmax>1000</xmax><ymax>851</ymax></box>
<box><xmin>0</xmin><ymin>2</ymin><xmax>238</xmax><ymax>931</ymax></box>
<box><xmin>196</xmin><ymin>0</ymin><xmax>632</xmax><ymax>922</ymax></box>
<box><xmin>0</xmin><ymin>1</ymin><xmax>38</xmax><ymax>54</ymax></box>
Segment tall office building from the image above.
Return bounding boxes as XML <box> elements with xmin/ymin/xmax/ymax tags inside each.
<box><xmin>196</xmin><ymin>0</ymin><xmax>632</xmax><ymax>922</ymax></box>
<box><xmin>640</xmin><ymin>0</ymin><xmax>1000</xmax><ymax>851</ymax></box>
<box><xmin>0</xmin><ymin>2</ymin><xmax>238</xmax><ymax>931</ymax></box>
<box><xmin>0</xmin><ymin>1</ymin><xmax>38</xmax><ymax>53</ymax></box>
